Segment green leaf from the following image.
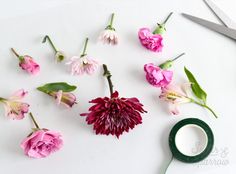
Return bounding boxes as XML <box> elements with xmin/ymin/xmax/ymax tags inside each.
<box><xmin>37</xmin><ymin>82</ymin><xmax>77</xmax><ymax>93</ymax></box>
<box><xmin>184</xmin><ymin>67</ymin><xmax>207</xmax><ymax>103</ymax></box>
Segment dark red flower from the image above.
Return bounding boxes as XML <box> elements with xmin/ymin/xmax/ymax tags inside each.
<box><xmin>81</xmin><ymin>91</ymin><xmax>146</xmax><ymax>138</ymax></box>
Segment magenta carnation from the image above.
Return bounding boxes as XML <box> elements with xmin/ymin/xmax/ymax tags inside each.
<box><xmin>138</xmin><ymin>28</ymin><xmax>163</xmax><ymax>52</ymax></box>
<box><xmin>138</xmin><ymin>12</ymin><xmax>173</xmax><ymax>52</ymax></box>
<box><xmin>144</xmin><ymin>63</ymin><xmax>173</xmax><ymax>87</ymax></box>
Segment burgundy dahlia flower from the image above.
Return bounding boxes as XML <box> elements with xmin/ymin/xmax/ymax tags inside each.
<box><xmin>81</xmin><ymin>64</ymin><xmax>147</xmax><ymax>138</ymax></box>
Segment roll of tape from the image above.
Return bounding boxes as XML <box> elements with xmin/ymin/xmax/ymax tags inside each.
<box><xmin>169</xmin><ymin>118</ymin><xmax>214</xmax><ymax>163</ymax></box>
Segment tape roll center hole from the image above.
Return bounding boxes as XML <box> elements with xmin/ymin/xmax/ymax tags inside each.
<box><xmin>175</xmin><ymin>124</ymin><xmax>208</xmax><ymax>156</ymax></box>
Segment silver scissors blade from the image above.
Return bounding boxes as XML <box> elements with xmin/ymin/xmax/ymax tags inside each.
<box><xmin>204</xmin><ymin>0</ymin><xmax>236</xmax><ymax>29</ymax></box>
<box><xmin>182</xmin><ymin>13</ymin><xmax>236</xmax><ymax>40</ymax></box>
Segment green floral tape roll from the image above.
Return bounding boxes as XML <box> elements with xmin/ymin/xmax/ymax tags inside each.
<box><xmin>169</xmin><ymin>118</ymin><xmax>214</xmax><ymax>163</ymax></box>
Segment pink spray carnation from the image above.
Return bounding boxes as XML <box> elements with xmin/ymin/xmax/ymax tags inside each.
<box><xmin>144</xmin><ymin>63</ymin><xmax>173</xmax><ymax>87</ymax></box>
<box><xmin>138</xmin><ymin>28</ymin><xmax>163</xmax><ymax>52</ymax></box>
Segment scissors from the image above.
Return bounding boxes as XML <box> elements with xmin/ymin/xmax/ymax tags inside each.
<box><xmin>182</xmin><ymin>0</ymin><xmax>236</xmax><ymax>40</ymax></box>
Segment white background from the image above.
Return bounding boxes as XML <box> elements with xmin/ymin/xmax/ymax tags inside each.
<box><xmin>0</xmin><ymin>0</ymin><xmax>235</xmax><ymax>173</ymax></box>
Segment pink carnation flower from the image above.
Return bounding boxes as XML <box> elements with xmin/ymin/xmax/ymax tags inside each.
<box><xmin>144</xmin><ymin>63</ymin><xmax>173</xmax><ymax>87</ymax></box>
<box><xmin>0</xmin><ymin>89</ymin><xmax>29</xmax><ymax>120</ymax></box>
<box><xmin>21</xmin><ymin>129</ymin><xmax>63</xmax><ymax>158</ymax></box>
<box><xmin>138</xmin><ymin>12</ymin><xmax>173</xmax><ymax>52</ymax></box>
<box><xmin>21</xmin><ymin>112</ymin><xmax>63</xmax><ymax>159</ymax></box>
<box><xmin>138</xmin><ymin>28</ymin><xmax>163</xmax><ymax>52</ymax></box>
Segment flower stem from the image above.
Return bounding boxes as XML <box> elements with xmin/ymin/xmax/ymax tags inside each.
<box><xmin>163</xmin><ymin>12</ymin><xmax>173</xmax><ymax>24</ymax></box>
<box><xmin>103</xmin><ymin>64</ymin><xmax>114</xmax><ymax>96</ymax></box>
<box><xmin>11</xmin><ymin>48</ymin><xmax>20</xmax><ymax>58</ymax></box>
<box><xmin>29</xmin><ymin>112</ymin><xmax>40</xmax><ymax>129</ymax></box>
<box><xmin>171</xmin><ymin>53</ymin><xmax>185</xmax><ymax>62</ymax></box>
<box><xmin>81</xmin><ymin>37</ymin><xmax>89</xmax><ymax>57</ymax></box>
<box><xmin>42</xmin><ymin>35</ymin><xmax>58</xmax><ymax>53</ymax></box>
<box><xmin>0</xmin><ymin>97</ymin><xmax>6</xmax><ymax>102</ymax></box>
<box><xmin>191</xmin><ymin>99</ymin><xmax>218</xmax><ymax>118</ymax></box>
<box><xmin>109</xmin><ymin>13</ymin><xmax>115</xmax><ymax>28</ymax></box>
<box><xmin>163</xmin><ymin>155</ymin><xmax>173</xmax><ymax>174</ymax></box>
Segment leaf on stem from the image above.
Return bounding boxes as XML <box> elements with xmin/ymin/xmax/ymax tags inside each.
<box><xmin>184</xmin><ymin>67</ymin><xmax>207</xmax><ymax>104</ymax></box>
<box><xmin>37</xmin><ymin>82</ymin><xmax>77</xmax><ymax>93</ymax></box>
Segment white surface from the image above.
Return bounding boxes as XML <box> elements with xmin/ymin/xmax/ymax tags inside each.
<box><xmin>175</xmin><ymin>124</ymin><xmax>208</xmax><ymax>156</ymax></box>
<box><xmin>0</xmin><ymin>0</ymin><xmax>235</xmax><ymax>173</ymax></box>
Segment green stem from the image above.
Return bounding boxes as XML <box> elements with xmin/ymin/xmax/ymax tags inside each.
<box><xmin>0</xmin><ymin>97</ymin><xmax>6</xmax><ymax>102</ymax></box>
<box><xmin>109</xmin><ymin>13</ymin><xmax>115</xmax><ymax>28</ymax></box>
<box><xmin>163</xmin><ymin>155</ymin><xmax>173</xmax><ymax>174</ymax></box>
<box><xmin>42</xmin><ymin>35</ymin><xmax>58</xmax><ymax>53</ymax></box>
<box><xmin>171</xmin><ymin>53</ymin><xmax>185</xmax><ymax>62</ymax></box>
<box><xmin>29</xmin><ymin>112</ymin><xmax>40</xmax><ymax>129</ymax></box>
<box><xmin>11</xmin><ymin>48</ymin><xmax>20</xmax><ymax>58</ymax></box>
<box><xmin>191</xmin><ymin>99</ymin><xmax>218</xmax><ymax>118</ymax></box>
<box><xmin>81</xmin><ymin>37</ymin><xmax>89</xmax><ymax>57</ymax></box>
<box><xmin>163</xmin><ymin>12</ymin><xmax>173</xmax><ymax>24</ymax></box>
<box><xmin>103</xmin><ymin>64</ymin><xmax>114</xmax><ymax>96</ymax></box>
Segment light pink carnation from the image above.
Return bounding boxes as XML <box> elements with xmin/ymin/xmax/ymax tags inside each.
<box><xmin>144</xmin><ymin>63</ymin><xmax>173</xmax><ymax>87</ymax></box>
<box><xmin>21</xmin><ymin>129</ymin><xmax>63</xmax><ymax>158</ymax></box>
<box><xmin>138</xmin><ymin>28</ymin><xmax>163</xmax><ymax>52</ymax></box>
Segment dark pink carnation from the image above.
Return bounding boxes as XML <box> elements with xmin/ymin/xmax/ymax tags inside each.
<box><xmin>144</xmin><ymin>63</ymin><xmax>173</xmax><ymax>87</ymax></box>
<box><xmin>138</xmin><ymin>28</ymin><xmax>163</xmax><ymax>52</ymax></box>
<box><xmin>81</xmin><ymin>91</ymin><xmax>147</xmax><ymax>138</ymax></box>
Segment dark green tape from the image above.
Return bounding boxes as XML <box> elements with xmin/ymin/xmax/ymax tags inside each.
<box><xmin>169</xmin><ymin>118</ymin><xmax>214</xmax><ymax>163</ymax></box>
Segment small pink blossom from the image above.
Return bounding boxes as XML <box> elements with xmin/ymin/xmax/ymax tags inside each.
<box><xmin>138</xmin><ymin>28</ymin><xmax>163</xmax><ymax>52</ymax></box>
<box><xmin>50</xmin><ymin>90</ymin><xmax>77</xmax><ymax>108</ymax></box>
<box><xmin>99</xmin><ymin>29</ymin><xmax>118</xmax><ymax>45</ymax></box>
<box><xmin>144</xmin><ymin>63</ymin><xmax>173</xmax><ymax>87</ymax></box>
<box><xmin>159</xmin><ymin>84</ymin><xmax>191</xmax><ymax>115</ymax></box>
<box><xmin>11</xmin><ymin>48</ymin><xmax>40</xmax><ymax>75</ymax></box>
<box><xmin>0</xmin><ymin>89</ymin><xmax>29</xmax><ymax>120</ymax></box>
<box><xmin>99</xmin><ymin>13</ymin><xmax>118</xmax><ymax>45</ymax></box>
<box><xmin>66</xmin><ymin>55</ymin><xmax>99</xmax><ymax>75</ymax></box>
<box><xmin>21</xmin><ymin>129</ymin><xmax>63</xmax><ymax>158</ymax></box>
<box><xmin>19</xmin><ymin>55</ymin><xmax>40</xmax><ymax>75</ymax></box>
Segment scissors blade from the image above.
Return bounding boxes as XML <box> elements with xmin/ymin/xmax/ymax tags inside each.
<box><xmin>204</xmin><ymin>0</ymin><xmax>236</xmax><ymax>29</ymax></box>
<box><xmin>182</xmin><ymin>13</ymin><xmax>236</xmax><ymax>40</ymax></box>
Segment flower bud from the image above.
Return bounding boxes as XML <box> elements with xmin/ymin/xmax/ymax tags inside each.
<box><xmin>55</xmin><ymin>51</ymin><xmax>65</xmax><ymax>62</ymax></box>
